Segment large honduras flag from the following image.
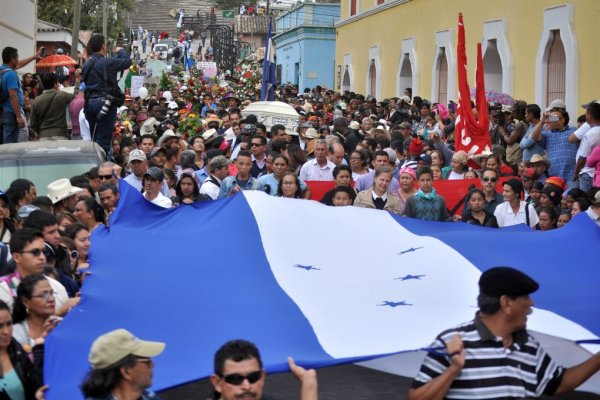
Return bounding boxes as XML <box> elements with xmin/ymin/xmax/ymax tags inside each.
<box><xmin>44</xmin><ymin>184</ymin><xmax>600</xmax><ymax>399</ymax></box>
<box><xmin>260</xmin><ymin>19</ymin><xmax>276</xmax><ymax>101</ymax></box>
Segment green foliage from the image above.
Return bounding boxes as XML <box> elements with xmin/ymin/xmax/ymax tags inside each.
<box><xmin>38</xmin><ymin>0</ymin><xmax>136</xmax><ymax>40</ymax></box>
<box><xmin>160</xmin><ymin>71</ymin><xmax>174</xmax><ymax>91</ymax></box>
<box><xmin>214</xmin><ymin>0</ymin><xmax>245</xmax><ymax>11</ymax></box>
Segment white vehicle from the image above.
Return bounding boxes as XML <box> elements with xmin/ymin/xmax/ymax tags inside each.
<box><xmin>153</xmin><ymin>44</ymin><xmax>169</xmax><ymax>60</ymax></box>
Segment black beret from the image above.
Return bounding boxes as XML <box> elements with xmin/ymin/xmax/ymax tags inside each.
<box><xmin>479</xmin><ymin>267</ymin><xmax>539</xmax><ymax>297</ymax></box>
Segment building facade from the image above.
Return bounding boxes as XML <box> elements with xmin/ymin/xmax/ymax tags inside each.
<box><xmin>335</xmin><ymin>0</ymin><xmax>600</xmax><ymax>119</ymax></box>
<box><xmin>274</xmin><ymin>3</ymin><xmax>340</xmax><ymax>90</ymax></box>
<box><xmin>1</xmin><ymin>0</ymin><xmax>37</xmax><ymax>74</ymax></box>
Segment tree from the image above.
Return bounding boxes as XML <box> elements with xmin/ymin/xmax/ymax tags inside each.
<box><xmin>38</xmin><ymin>0</ymin><xmax>136</xmax><ymax>41</ymax></box>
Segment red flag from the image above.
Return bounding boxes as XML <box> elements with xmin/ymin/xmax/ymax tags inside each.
<box><xmin>454</xmin><ymin>13</ymin><xmax>491</xmax><ymax>159</ymax></box>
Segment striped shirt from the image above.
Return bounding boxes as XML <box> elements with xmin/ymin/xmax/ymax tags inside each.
<box><xmin>412</xmin><ymin>315</ymin><xmax>564</xmax><ymax>399</ymax></box>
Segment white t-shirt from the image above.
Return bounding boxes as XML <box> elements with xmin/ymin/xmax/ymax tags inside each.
<box><xmin>578</xmin><ymin>126</ymin><xmax>600</xmax><ymax>177</ymax></box>
<box><xmin>494</xmin><ymin>201</ymin><xmax>539</xmax><ymax>229</ymax></box>
<box><xmin>145</xmin><ymin>192</ymin><xmax>172</xmax><ymax>208</ymax></box>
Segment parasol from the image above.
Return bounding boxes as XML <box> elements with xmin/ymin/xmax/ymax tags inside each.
<box><xmin>36</xmin><ymin>54</ymin><xmax>78</xmax><ymax>68</ymax></box>
<box><xmin>469</xmin><ymin>88</ymin><xmax>515</xmax><ymax>106</ymax></box>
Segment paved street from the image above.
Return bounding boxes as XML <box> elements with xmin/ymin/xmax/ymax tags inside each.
<box><xmin>159</xmin><ymin>364</ymin><xmax>600</xmax><ymax>400</ymax></box>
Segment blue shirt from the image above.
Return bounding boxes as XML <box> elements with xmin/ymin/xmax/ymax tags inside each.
<box><xmin>82</xmin><ymin>50</ymin><xmax>131</xmax><ymax>99</ymax></box>
<box><xmin>258</xmin><ymin>173</ymin><xmax>307</xmax><ymax>196</ymax></box>
<box><xmin>520</xmin><ymin>123</ymin><xmax>546</xmax><ymax>162</ymax></box>
<box><xmin>0</xmin><ymin>65</ymin><xmax>23</xmax><ymax>114</ymax></box>
<box><xmin>195</xmin><ymin>167</ymin><xmax>209</xmax><ymax>185</ymax></box>
<box><xmin>218</xmin><ymin>175</ymin><xmax>264</xmax><ymax>198</ymax></box>
<box><xmin>200</xmin><ymin>103</ymin><xmax>218</xmax><ymax>117</ymax></box>
<box><xmin>538</xmin><ymin>126</ymin><xmax>578</xmax><ymax>182</ymax></box>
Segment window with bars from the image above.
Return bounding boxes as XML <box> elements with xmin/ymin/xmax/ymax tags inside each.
<box><xmin>546</xmin><ymin>30</ymin><xmax>566</xmax><ymax>105</ymax></box>
<box><xmin>437</xmin><ymin>48</ymin><xmax>448</xmax><ymax>105</ymax></box>
<box><xmin>368</xmin><ymin>60</ymin><xmax>377</xmax><ymax>98</ymax></box>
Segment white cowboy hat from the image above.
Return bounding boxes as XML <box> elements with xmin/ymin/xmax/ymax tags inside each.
<box><xmin>157</xmin><ymin>129</ymin><xmax>181</xmax><ymax>147</ymax></box>
<box><xmin>47</xmin><ymin>179</ymin><xmax>84</xmax><ymax>204</ymax></box>
<box><xmin>141</xmin><ymin>117</ymin><xmax>157</xmax><ymax>134</ymax></box>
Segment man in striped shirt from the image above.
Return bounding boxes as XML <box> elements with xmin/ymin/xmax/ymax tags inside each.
<box><xmin>409</xmin><ymin>266</ymin><xmax>600</xmax><ymax>400</ymax></box>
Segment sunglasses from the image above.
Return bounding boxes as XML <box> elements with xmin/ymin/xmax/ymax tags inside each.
<box><xmin>221</xmin><ymin>370</ymin><xmax>262</xmax><ymax>386</ymax></box>
<box><xmin>250</xmin><ymin>143</ymin><xmax>262</xmax><ymax>147</ymax></box>
<box><xmin>15</xmin><ymin>248</ymin><xmax>48</xmax><ymax>257</ymax></box>
<box><xmin>483</xmin><ymin>177</ymin><xmax>498</xmax><ymax>183</ymax></box>
<box><xmin>99</xmin><ymin>174</ymin><xmax>113</xmax><ymax>180</ymax></box>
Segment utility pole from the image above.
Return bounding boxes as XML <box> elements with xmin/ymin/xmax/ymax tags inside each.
<box><xmin>103</xmin><ymin>0</ymin><xmax>108</xmax><ymax>38</ymax></box>
<box><xmin>71</xmin><ymin>0</ymin><xmax>82</xmax><ymax>61</ymax></box>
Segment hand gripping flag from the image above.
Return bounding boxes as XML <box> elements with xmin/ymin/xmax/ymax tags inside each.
<box><xmin>454</xmin><ymin>13</ymin><xmax>491</xmax><ymax>159</ymax></box>
<box><xmin>260</xmin><ymin>19</ymin><xmax>276</xmax><ymax>101</ymax></box>
<box><xmin>44</xmin><ymin>184</ymin><xmax>600</xmax><ymax>398</ymax></box>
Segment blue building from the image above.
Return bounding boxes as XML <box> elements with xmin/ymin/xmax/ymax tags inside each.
<box><xmin>273</xmin><ymin>3</ymin><xmax>340</xmax><ymax>90</ymax></box>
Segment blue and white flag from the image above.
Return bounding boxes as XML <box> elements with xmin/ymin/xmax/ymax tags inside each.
<box><xmin>260</xmin><ymin>19</ymin><xmax>276</xmax><ymax>101</ymax></box>
<box><xmin>44</xmin><ymin>184</ymin><xmax>600</xmax><ymax>399</ymax></box>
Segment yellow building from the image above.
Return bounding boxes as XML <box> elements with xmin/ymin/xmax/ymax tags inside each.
<box><xmin>335</xmin><ymin>0</ymin><xmax>600</xmax><ymax>119</ymax></box>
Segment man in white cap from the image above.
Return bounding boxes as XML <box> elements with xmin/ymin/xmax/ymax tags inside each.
<box><xmin>123</xmin><ymin>149</ymin><xmax>170</xmax><ymax>196</ymax></box>
<box><xmin>80</xmin><ymin>328</ymin><xmax>165</xmax><ymax>400</ymax></box>
<box><xmin>46</xmin><ymin>178</ymin><xmax>84</xmax><ymax>214</ymax></box>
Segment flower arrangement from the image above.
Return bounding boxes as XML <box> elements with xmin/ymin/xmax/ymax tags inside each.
<box><xmin>177</xmin><ymin>112</ymin><xmax>204</xmax><ymax>137</ymax></box>
<box><xmin>228</xmin><ymin>63</ymin><xmax>262</xmax><ymax>100</ymax></box>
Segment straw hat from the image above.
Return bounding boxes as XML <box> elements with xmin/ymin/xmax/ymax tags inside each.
<box><xmin>47</xmin><ymin>179</ymin><xmax>84</xmax><ymax>204</ymax></box>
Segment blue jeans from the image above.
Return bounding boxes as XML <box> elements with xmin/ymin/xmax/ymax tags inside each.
<box><xmin>2</xmin><ymin>110</ymin><xmax>19</xmax><ymax>144</ymax></box>
<box><xmin>84</xmin><ymin>98</ymin><xmax>115</xmax><ymax>158</ymax></box>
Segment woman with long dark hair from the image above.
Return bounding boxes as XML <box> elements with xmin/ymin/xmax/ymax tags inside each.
<box><xmin>0</xmin><ymin>299</ymin><xmax>44</xmax><ymax>399</ymax></box>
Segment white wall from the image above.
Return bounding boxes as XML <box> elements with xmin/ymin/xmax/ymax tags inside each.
<box><xmin>0</xmin><ymin>0</ymin><xmax>37</xmax><ymax>74</ymax></box>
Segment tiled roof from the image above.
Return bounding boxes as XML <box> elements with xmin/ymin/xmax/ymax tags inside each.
<box><xmin>235</xmin><ymin>15</ymin><xmax>272</xmax><ymax>34</ymax></box>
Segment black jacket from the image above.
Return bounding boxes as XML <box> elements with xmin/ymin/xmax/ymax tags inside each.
<box><xmin>0</xmin><ymin>339</ymin><xmax>44</xmax><ymax>400</ymax></box>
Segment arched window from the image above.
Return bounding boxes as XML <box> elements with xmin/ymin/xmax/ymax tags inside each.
<box><xmin>437</xmin><ymin>48</ymin><xmax>448</xmax><ymax>105</ymax></box>
<box><xmin>398</xmin><ymin>56</ymin><xmax>412</xmax><ymax>97</ymax></box>
<box><xmin>342</xmin><ymin>67</ymin><xmax>351</xmax><ymax>92</ymax></box>
<box><xmin>483</xmin><ymin>39</ymin><xmax>502</xmax><ymax>92</ymax></box>
<box><xmin>350</xmin><ymin>0</ymin><xmax>357</xmax><ymax>16</ymax></box>
<box><xmin>545</xmin><ymin>30</ymin><xmax>566</xmax><ymax>105</ymax></box>
<box><xmin>368</xmin><ymin>60</ymin><xmax>377</xmax><ymax>98</ymax></box>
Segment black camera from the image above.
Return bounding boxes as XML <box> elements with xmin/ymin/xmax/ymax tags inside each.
<box><xmin>97</xmin><ymin>93</ymin><xmax>116</xmax><ymax>120</ymax></box>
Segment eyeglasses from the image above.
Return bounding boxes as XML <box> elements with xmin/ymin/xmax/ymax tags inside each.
<box><xmin>14</xmin><ymin>248</ymin><xmax>48</xmax><ymax>257</ymax></box>
<box><xmin>135</xmin><ymin>357</ymin><xmax>153</xmax><ymax>366</ymax></box>
<box><xmin>99</xmin><ymin>174</ymin><xmax>113</xmax><ymax>180</ymax></box>
<box><xmin>221</xmin><ymin>370</ymin><xmax>262</xmax><ymax>386</ymax></box>
<box><xmin>483</xmin><ymin>177</ymin><xmax>498</xmax><ymax>183</ymax></box>
<box><xmin>250</xmin><ymin>143</ymin><xmax>262</xmax><ymax>147</ymax></box>
<box><xmin>30</xmin><ymin>290</ymin><xmax>56</xmax><ymax>301</ymax></box>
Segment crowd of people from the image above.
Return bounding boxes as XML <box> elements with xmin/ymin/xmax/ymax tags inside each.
<box><xmin>1</xmin><ymin>33</ymin><xmax>600</xmax><ymax>398</ymax></box>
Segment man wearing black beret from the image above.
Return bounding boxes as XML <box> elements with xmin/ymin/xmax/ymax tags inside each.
<box><xmin>409</xmin><ymin>266</ymin><xmax>600</xmax><ymax>400</ymax></box>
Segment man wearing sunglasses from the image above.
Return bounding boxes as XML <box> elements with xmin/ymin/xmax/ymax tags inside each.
<box><xmin>211</xmin><ymin>339</ymin><xmax>317</xmax><ymax>400</ymax></box>
<box><xmin>0</xmin><ymin>229</ymin><xmax>68</xmax><ymax>313</ymax></box>
<box><xmin>460</xmin><ymin>169</ymin><xmax>504</xmax><ymax>220</ymax></box>
<box><xmin>81</xmin><ymin>328</ymin><xmax>165</xmax><ymax>400</ymax></box>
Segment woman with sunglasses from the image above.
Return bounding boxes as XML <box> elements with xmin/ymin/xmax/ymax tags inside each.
<box><xmin>0</xmin><ymin>299</ymin><xmax>45</xmax><ymax>399</ymax></box>
<box><xmin>12</xmin><ymin>274</ymin><xmax>61</xmax><ymax>357</ymax></box>
<box><xmin>349</xmin><ymin>149</ymin><xmax>370</xmax><ymax>180</ymax></box>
